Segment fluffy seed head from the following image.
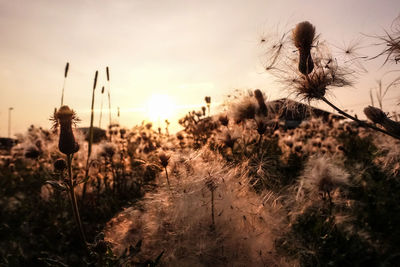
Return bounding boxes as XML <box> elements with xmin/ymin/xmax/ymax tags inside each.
<box><xmin>293</xmin><ymin>21</ymin><xmax>315</xmax><ymax>50</ymax></box>
<box><xmin>301</xmin><ymin>156</ymin><xmax>349</xmax><ymax>194</ymax></box>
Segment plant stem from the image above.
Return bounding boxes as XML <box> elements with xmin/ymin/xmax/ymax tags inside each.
<box><xmin>67</xmin><ymin>154</ymin><xmax>87</xmax><ymax>246</ymax></box>
<box><xmin>321</xmin><ymin>96</ymin><xmax>400</xmax><ymax>140</ymax></box>
<box><xmin>211</xmin><ymin>190</ymin><xmax>215</xmax><ymax>227</ymax></box>
<box><xmin>164</xmin><ymin>167</ymin><xmax>170</xmax><ymax>188</ymax></box>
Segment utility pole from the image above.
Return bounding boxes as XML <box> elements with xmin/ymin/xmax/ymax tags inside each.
<box><xmin>8</xmin><ymin>107</ymin><xmax>13</xmax><ymax>138</ymax></box>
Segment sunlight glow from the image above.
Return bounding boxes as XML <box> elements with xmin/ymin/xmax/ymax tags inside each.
<box><xmin>146</xmin><ymin>94</ymin><xmax>176</xmax><ymax>122</ymax></box>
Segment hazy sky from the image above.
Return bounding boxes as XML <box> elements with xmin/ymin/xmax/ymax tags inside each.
<box><xmin>0</xmin><ymin>0</ymin><xmax>399</xmax><ymax>136</ymax></box>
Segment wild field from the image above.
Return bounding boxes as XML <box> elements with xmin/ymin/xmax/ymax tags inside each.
<box><xmin>1</xmin><ymin>19</ymin><xmax>400</xmax><ymax>267</ymax></box>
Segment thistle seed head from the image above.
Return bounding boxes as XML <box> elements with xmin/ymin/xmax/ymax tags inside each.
<box><xmin>293</xmin><ymin>21</ymin><xmax>316</xmax><ymax>75</ymax></box>
<box><xmin>293</xmin><ymin>21</ymin><xmax>315</xmax><ymax>50</ymax></box>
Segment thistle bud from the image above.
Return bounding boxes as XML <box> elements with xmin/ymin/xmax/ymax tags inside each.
<box><xmin>52</xmin><ymin>106</ymin><xmax>80</xmax><ymax>155</ymax></box>
<box><xmin>364</xmin><ymin>106</ymin><xmax>400</xmax><ymax>136</ymax></box>
<box><xmin>218</xmin><ymin>115</ymin><xmax>229</xmax><ymax>126</ymax></box>
<box><xmin>254</xmin><ymin>89</ymin><xmax>267</xmax><ymax>116</ymax></box>
<box><xmin>363</xmin><ymin>106</ymin><xmax>386</xmax><ymax>124</ymax></box>
<box><xmin>293</xmin><ymin>21</ymin><xmax>315</xmax><ymax>75</ymax></box>
<box><xmin>159</xmin><ymin>153</ymin><xmax>170</xmax><ymax>168</ymax></box>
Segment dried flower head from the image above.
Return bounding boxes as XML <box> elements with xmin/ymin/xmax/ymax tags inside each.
<box><xmin>218</xmin><ymin>114</ymin><xmax>229</xmax><ymax>126</ymax></box>
<box><xmin>100</xmin><ymin>143</ymin><xmax>116</xmax><ymax>158</ymax></box>
<box><xmin>231</xmin><ymin>96</ymin><xmax>257</xmax><ymax>122</ymax></box>
<box><xmin>159</xmin><ymin>153</ymin><xmax>170</xmax><ymax>168</ymax></box>
<box><xmin>24</xmin><ymin>146</ymin><xmax>41</xmax><ymax>159</ymax></box>
<box><xmin>301</xmin><ymin>156</ymin><xmax>349</xmax><ymax>195</ymax></box>
<box><xmin>290</xmin><ymin>56</ymin><xmax>354</xmax><ymax>100</ymax></box>
<box><xmin>293</xmin><ymin>21</ymin><xmax>316</xmax><ymax>75</ymax></box>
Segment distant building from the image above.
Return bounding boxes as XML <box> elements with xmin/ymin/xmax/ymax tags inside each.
<box><xmin>266</xmin><ymin>98</ymin><xmax>344</xmax><ymax>128</ymax></box>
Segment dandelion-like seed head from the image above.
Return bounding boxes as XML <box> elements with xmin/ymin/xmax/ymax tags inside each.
<box><xmin>302</xmin><ymin>156</ymin><xmax>349</xmax><ymax>195</ymax></box>
<box><xmin>231</xmin><ymin>96</ymin><xmax>257</xmax><ymax>122</ymax></box>
<box><xmin>293</xmin><ymin>21</ymin><xmax>316</xmax><ymax>50</ymax></box>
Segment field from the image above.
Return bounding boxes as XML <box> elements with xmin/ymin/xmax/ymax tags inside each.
<box><xmin>1</xmin><ymin>19</ymin><xmax>400</xmax><ymax>267</ymax></box>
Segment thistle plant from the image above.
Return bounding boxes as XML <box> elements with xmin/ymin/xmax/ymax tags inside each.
<box><xmin>51</xmin><ymin>106</ymin><xmax>87</xmax><ymax>246</ymax></box>
<box><xmin>265</xmin><ymin>21</ymin><xmax>400</xmax><ymax>141</ymax></box>
<box><xmin>159</xmin><ymin>152</ymin><xmax>170</xmax><ymax>187</ymax></box>
<box><xmin>292</xmin><ymin>21</ymin><xmax>315</xmax><ymax>75</ymax></box>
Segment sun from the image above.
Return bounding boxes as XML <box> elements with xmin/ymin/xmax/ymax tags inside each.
<box><xmin>146</xmin><ymin>94</ymin><xmax>176</xmax><ymax>122</ymax></box>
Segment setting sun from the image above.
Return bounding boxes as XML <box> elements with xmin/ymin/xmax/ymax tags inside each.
<box><xmin>146</xmin><ymin>94</ymin><xmax>176</xmax><ymax>122</ymax></box>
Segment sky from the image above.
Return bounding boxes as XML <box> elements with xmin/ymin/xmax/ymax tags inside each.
<box><xmin>0</xmin><ymin>0</ymin><xmax>399</xmax><ymax>136</ymax></box>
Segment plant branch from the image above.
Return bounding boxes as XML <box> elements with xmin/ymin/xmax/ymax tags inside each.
<box><xmin>321</xmin><ymin>96</ymin><xmax>400</xmax><ymax>140</ymax></box>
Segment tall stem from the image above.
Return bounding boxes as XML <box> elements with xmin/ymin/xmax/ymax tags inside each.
<box><xmin>211</xmin><ymin>190</ymin><xmax>215</xmax><ymax>227</ymax></box>
<box><xmin>67</xmin><ymin>154</ymin><xmax>87</xmax><ymax>246</ymax></box>
<box><xmin>321</xmin><ymin>96</ymin><xmax>400</xmax><ymax>140</ymax></box>
<box><xmin>164</xmin><ymin>167</ymin><xmax>170</xmax><ymax>188</ymax></box>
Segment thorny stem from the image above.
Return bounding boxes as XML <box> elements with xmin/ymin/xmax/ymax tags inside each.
<box><xmin>67</xmin><ymin>154</ymin><xmax>87</xmax><ymax>247</ymax></box>
<box><xmin>321</xmin><ymin>96</ymin><xmax>400</xmax><ymax>140</ymax></box>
